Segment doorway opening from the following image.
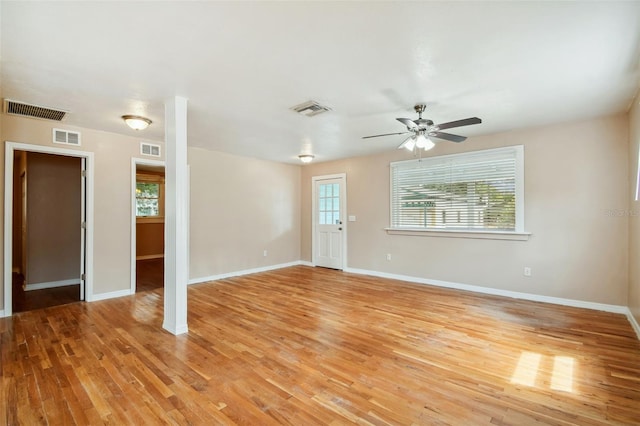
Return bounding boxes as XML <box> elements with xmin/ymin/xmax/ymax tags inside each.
<box><xmin>131</xmin><ymin>159</ymin><xmax>165</xmax><ymax>293</ymax></box>
<box><xmin>3</xmin><ymin>142</ymin><xmax>94</xmax><ymax>317</ymax></box>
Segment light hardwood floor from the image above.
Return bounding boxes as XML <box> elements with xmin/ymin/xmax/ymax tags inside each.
<box><xmin>1</xmin><ymin>266</ymin><xmax>639</xmax><ymax>425</ymax></box>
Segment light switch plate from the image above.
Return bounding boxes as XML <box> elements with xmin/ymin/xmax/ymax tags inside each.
<box><xmin>348</xmin><ymin>215</ymin><xmax>356</xmax><ymax>222</ymax></box>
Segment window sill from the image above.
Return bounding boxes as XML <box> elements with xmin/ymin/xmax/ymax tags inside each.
<box><xmin>384</xmin><ymin>228</ymin><xmax>531</xmax><ymax>241</ymax></box>
<box><xmin>136</xmin><ymin>217</ymin><xmax>165</xmax><ymax>224</ymax></box>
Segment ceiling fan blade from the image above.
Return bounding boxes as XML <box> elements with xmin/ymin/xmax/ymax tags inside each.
<box><xmin>430</xmin><ymin>132</ymin><xmax>467</xmax><ymax>143</ymax></box>
<box><xmin>435</xmin><ymin>117</ymin><xmax>482</xmax><ymax>131</ymax></box>
<box><xmin>396</xmin><ymin>118</ymin><xmax>418</xmax><ymax>129</ymax></box>
<box><xmin>362</xmin><ymin>131</ymin><xmax>410</xmax><ymax>139</ymax></box>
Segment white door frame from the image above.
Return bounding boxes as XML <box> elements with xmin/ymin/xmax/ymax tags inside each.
<box><xmin>311</xmin><ymin>173</ymin><xmax>347</xmax><ymax>269</ymax></box>
<box><xmin>3</xmin><ymin>142</ymin><xmax>95</xmax><ymax>317</ymax></box>
<box><xmin>130</xmin><ymin>157</ymin><xmax>166</xmax><ymax>294</ymax></box>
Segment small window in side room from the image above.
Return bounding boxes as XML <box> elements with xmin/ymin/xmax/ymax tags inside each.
<box><xmin>136</xmin><ymin>173</ymin><xmax>164</xmax><ymax>218</ymax></box>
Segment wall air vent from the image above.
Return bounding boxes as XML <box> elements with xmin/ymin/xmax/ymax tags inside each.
<box><xmin>53</xmin><ymin>128</ymin><xmax>81</xmax><ymax>146</ymax></box>
<box><xmin>4</xmin><ymin>99</ymin><xmax>68</xmax><ymax>121</ymax></box>
<box><xmin>141</xmin><ymin>142</ymin><xmax>161</xmax><ymax>157</ymax></box>
<box><xmin>290</xmin><ymin>100</ymin><xmax>332</xmax><ymax>117</ymax></box>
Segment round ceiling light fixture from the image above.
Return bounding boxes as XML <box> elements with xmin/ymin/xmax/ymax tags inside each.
<box><xmin>298</xmin><ymin>154</ymin><xmax>315</xmax><ymax>164</ymax></box>
<box><xmin>122</xmin><ymin>114</ymin><xmax>152</xmax><ymax>130</ymax></box>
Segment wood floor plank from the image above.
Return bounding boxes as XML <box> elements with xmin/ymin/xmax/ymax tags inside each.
<box><xmin>1</xmin><ymin>265</ymin><xmax>639</xmax><ymax>425</ymax></box>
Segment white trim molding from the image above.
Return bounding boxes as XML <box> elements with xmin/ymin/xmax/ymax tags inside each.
<box><xmin>344</xmin><ymin>267</ymin><xmax>629</xmax><ymax>315</ymax></box>
<box><xmin>91</xmin><ymin>288</ymin><xmax>134</xmax><ymax>302</ymax></box>
<box><xmin>25</xmin><ymin>279</ymin><xmax>80</xmax><ymax>291</ymax></box>
<box><xmin>385</xmin><ymin>228</ymin><xmax>531</xmax><ymax>241</ymax></box>
<box><xmin>626</xmin><ymin>309</ymin><xmax>640</xmax><ymax>340</ymax></box>
<box><xmin>189</xmin><ymin>261</ymin><xmax>305</xmax><ymax>285</ymax></box>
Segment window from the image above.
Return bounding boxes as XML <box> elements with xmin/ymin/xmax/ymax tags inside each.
<box><xmin>318</xmin><ymin>183</ymin><xmax>340</xmax><ymax>225</ymax></box>
<box><xmin>390</xmin><ymin>146</ymin><xmax>524</xmax><ymax>232</ymax></box>
<box><xmin>136</xmin><ymin>173</ymin><xmax>164</xmax><ymax>217</ymax></box>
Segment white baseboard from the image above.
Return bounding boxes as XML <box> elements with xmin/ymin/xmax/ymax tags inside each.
<box><xmin>25</xmin><ymin>279</ymin><xmax>80</xmax><ymax>292</ymax></box>
<box><xmin>189</xmin><ymin>261</ymin><xmax>305</xmax><ymax>285</ymax></box>
<box><xmin>626</xmin><ymin>308</ymin><xmax>640</xmax><ymax>340</ymax></box>
<box><xmin>162</xmin><ymin>322</ymin><xmax>189</xmax><ymax>335</ymax></box>
<box><xmin>136</xmin><ymin>254</ymin><xmax>164</xmax><ymax>260</ymax></box>
<box><xmin>89</xmin><ymin>288</ymin><xmax>133</xmax><ymax>302</ymax></box>
<box><xmin>299</xmin><ymin>260</ymin><xmax>314</xmax><ymax>267</ymax></box>
<box><xmin>344</xmin><ymin>267</ymin><xmax>628</xmax><ymax>315</ymax></box>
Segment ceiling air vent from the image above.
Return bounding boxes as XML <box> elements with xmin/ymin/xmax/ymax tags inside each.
<box><xmin>4</xmin><ymin>99</ymin><xmax>68</xmax><ymax>121</ymax></box>
<box><xmin>141</xmin><ymin>142</ymin><xmax>161</xmax><ymax>157</ymax></box>
<box><xmin>53</xmin><ymin>128</ymin><xmax>81</xmax><ymax>146</ymax></box>
<box><xmin>290</xmin><ymin>100</ymin><xmax>332</xmax><ymax>117</ymax></box>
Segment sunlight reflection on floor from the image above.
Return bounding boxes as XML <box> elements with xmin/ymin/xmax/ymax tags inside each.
<box><xmin>511</xmin><ymin>351</ymin><xmax>575</xmax><ymax>393</ymax></box>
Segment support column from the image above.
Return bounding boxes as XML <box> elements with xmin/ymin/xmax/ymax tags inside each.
<box><xmin>163</xmin><ymin>96</ymin><xmax>189</xmax><ymax>335</ymax></box>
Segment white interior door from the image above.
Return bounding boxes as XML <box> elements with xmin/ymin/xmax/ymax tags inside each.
<box><xmin>313</xmin><ymin>176</ymin><xmax>345</xmax><ymax>269</ymax></box>
<box><xmin>80</xmin><ymin>157</ymin><xmax>86</xmax><ymax>301</ymax></box>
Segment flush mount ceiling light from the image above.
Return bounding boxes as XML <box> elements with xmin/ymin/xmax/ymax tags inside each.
<box><xmin>122</xmin><ymin>114</ymin><xmax>152</xmax><ymax>130</ymax></box>
<box><xmin>298</xmin><ymin>154</ymin><xmax>315</xmax><ymax>164</ymax></box>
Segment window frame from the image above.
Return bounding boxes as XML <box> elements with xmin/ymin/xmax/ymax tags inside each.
<box><xmin>387</xmin><ymin>145</ymin><xmax>529</xmax><ymax>240</ymax></box>
<box><xmin>135</xmin><ymin>172</ymin><xmax>165</xmax><ymax>222</ymax></box>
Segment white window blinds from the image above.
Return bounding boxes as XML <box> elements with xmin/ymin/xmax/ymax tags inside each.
<box><xmin>391</xmin><ymin>146</ymin><xmax>524</xmax><ymax>231</ymax></box>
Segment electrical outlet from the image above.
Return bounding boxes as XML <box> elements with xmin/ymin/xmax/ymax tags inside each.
<box><xmin>524</xmin><ymin>267</ymin><xmax>531</xmax><ymax>277</ymax></box>
<box><xmin>263</xmin><ymin>250</ymin><xmax>268</xmax><ymax>257</ymax></box>
<box><xmin>386</xmin><ymin>253</ymin><xmax>392</xmax><ymax>261</ymax></box>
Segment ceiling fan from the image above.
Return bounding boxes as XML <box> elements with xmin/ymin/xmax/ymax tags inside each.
<box><xmin>363</xmin><ymin>104</ymin><xmax>481</xmax><ymax>151</ymax></box>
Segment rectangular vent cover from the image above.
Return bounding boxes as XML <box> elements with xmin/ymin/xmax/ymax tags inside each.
<box><xmin>141</xmin><ymin>142</ymin><xmax>161</xmax><ymax>157</ymax></box>
<box><xmin>4</xmin><ymin>99</ymin><xmax>68</xmax><ymax>121</ymax></box>
<box><xmin>53</xmin><ymin>128</ymin><xmax>81</xmax><ymax>146</ymax></box>
<box><xmin>290</xmin><ymin>100</ymin><xmax>332</xmax><ymax>117</ymax></box>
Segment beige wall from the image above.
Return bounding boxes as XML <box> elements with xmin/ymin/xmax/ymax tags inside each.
<box><xmin>1</xmin><ymin>114</ymin><xmax>165</xmax><ymax>309</ymax></box>
<box><xmin>1</xmin><ymin>111</ymin><xmax>634</xmax><ymax>312</ymax></box>
<box><xmin>188</xmin><ymin>147</ymin><xmax>301</xmax><ymax>280</ymax></box>
<box><xmin>301</xmin><ymin>114</ymin><xmax>630</xmax><ymax>306</ymax></box>
<box><xmin>629</xmin><ymin>93</ymin><xmax>640</xmax><ymax>324</ymax></box>
<box><xmin>1</xmin><ymin>114</ymin><xmax>304</xmax><ymax>311</ymax></box>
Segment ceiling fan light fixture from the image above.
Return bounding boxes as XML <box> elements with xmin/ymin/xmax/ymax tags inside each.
<box><xmin>298</xmin><ymin>154</ymin><xmax>315</xmax><ymax>164</ymax></box>
<box><xmin>122</xmin><ymin>114</ymin><xmax>152</xmax><ymax>130</ymax></box>
<box><xmin>415</xmin><ymin>133</ymin><xmax>435</xmax><ymax>151</ymax></box>
<box><xmin>399</xmin><ymin>136</ymin><xmax>416</xmax><ymax>151</ymax></box>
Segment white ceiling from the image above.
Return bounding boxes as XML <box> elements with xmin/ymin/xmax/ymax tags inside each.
<box><xmin>2</xmin><ymin>1</ymin><xmax>639</xmax><ymax>164</ymax></box>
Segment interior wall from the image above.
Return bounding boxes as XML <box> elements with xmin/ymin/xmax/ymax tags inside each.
<box><xmin>0</xmin><ymin>113</ymin><xmax>165</xmax><ymax>310</ymax></box>
<box><xmin>629</xmin><ymin>93</ymin><xmax>640</xmax><ymax>324</ymax></box>
<box><xmin>136</xmin><ymin>222</ymin><xmax>164</xmax><ymax>258</ymax></box>
<box><xmin>25</xmin><ymin>152</ymin><xmax>81</xmax><ymax>286</ymax></box>
<box><xmin>188</xmin><ymin>147</ymin><xmax>301</xmax><ymax>280</ymax></box>
<box><xmin>301</xmin><ymin>114</ymin><xmax>630</xmax><ymax>306</ymax></box>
